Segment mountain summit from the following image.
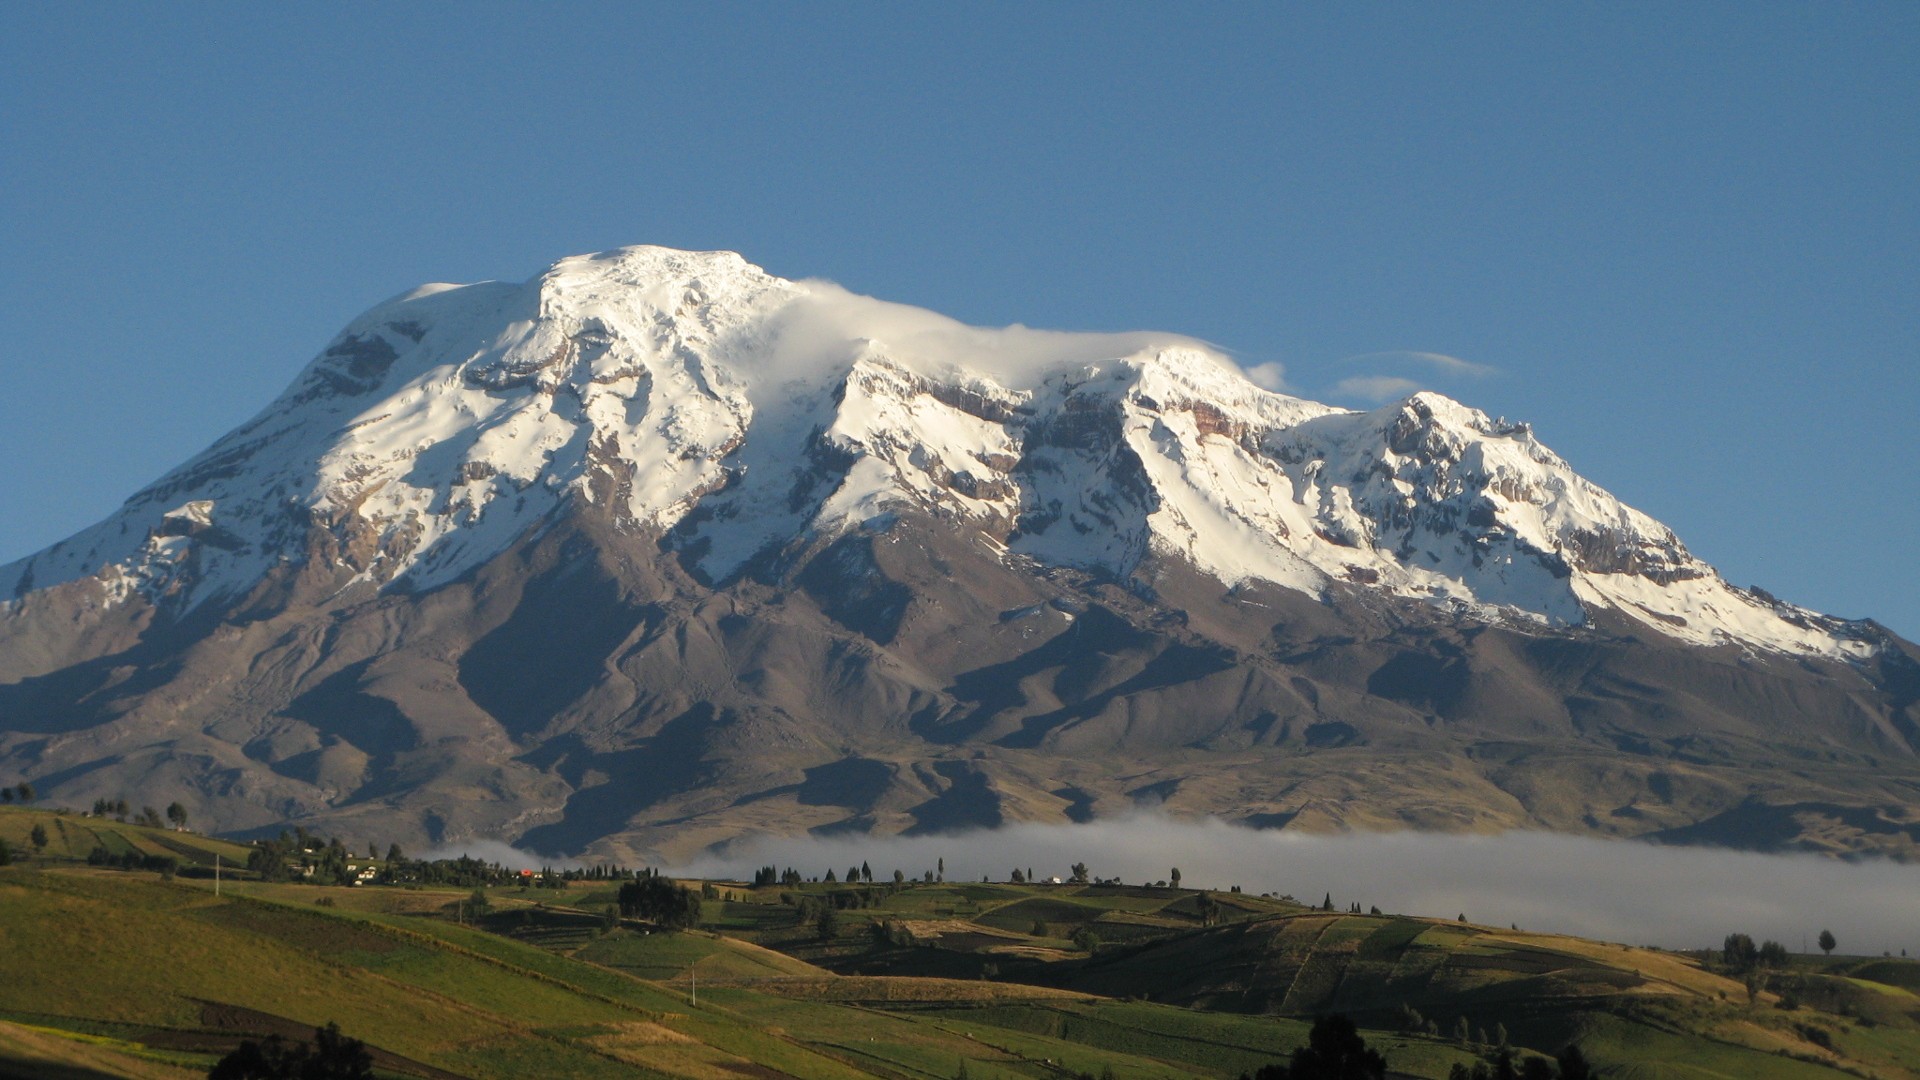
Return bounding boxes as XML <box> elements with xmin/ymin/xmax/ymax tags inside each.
<box><xmin>3</xmin><ymin>247</ymin><xmax>1916</xmax><ymax>861</ymax></box>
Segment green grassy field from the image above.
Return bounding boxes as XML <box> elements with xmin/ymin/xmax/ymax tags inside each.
<box><xmin>0</xmin><ymin>864</ymin><xmax>1319</xmax><ymax>1080</ymax></box>
<box><xmin>4</xmin><ymin>805</ymin><xmax>1918</xmax><ymax>1080</ymax></box>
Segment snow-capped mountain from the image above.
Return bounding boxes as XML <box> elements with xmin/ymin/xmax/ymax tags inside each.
<box><xmin>0</xmin><ymin>247</ymin><xmax>1873</xmax><ymax>661</ymax></box>
<box><xmin>2</xmin><ymin>246</ymin><xmax>1914</xmax><ymax>863</ymax></box>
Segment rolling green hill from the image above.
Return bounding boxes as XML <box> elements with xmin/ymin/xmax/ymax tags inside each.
<box><xmin>4</xmin><ymin>806</ymin><xmax>1918</xmax><ymax>1080</ymax></box>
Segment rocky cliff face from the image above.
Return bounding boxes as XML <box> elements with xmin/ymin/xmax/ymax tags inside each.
<box><xmin>2</xmin><ymin>247</ymin><xmax>1915</xmax><ymax>861</ymax></box>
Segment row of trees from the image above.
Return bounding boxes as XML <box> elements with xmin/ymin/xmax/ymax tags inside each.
<box><xmin>1443</xmin><ymin>1045</ymin><xmax>1591</xmax><ymax>1080</ymax></box>
<box><xmin>0</xmin><ymin>783</ymin><xmax>35</xmax><ymax>804</ymax></box>
<box><xmin>86</xmin><ymin>846</ymin><xmax>179</xmax><ymax>877</ymax></box>
<box><xmin>755</xmin><ymin>863</ymin><xmax>946</xmax><ymax>887</ymax></box>
<box><xmin>750</xmin><ymin>861</ymin><xmax>1209</xmax><ymax>889</ymax></box>
<box><xmin>208</xmin><ymin>1021</ymin><xmax>372</xmax><ymax>1079</ymax></box>
<box><xmin>83</xmin><ymin>798</ymin><xmax>190</xmax><ymax>829</ymax></box>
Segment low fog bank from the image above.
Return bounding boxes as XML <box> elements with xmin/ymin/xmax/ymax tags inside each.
<box><xmin>417</xmin><ymin>839</ymin><xmax>583</xmax><ymax>871</ymax></box>
<box><xmin>672</xmin><ymin>816</ymin><xmax>1920</xmax><ymax>956</ymax></box>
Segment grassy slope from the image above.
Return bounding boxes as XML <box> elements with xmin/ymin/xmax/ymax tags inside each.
<box><xmin>0</xmin><ymin>1019</ymin><xmax>203</xmax><ymax>1080</ymax></box>
<box><xmin>754</xmin><ymin>879</ymin><xmax>1920</xmax><ymax>1080</ymax></box>
<box><xmin>0</xmin><ymin>866</ymin><xmax>1298</xmax><ymax>1080</ymax></box>
<box><xmin>6</xmin><ymin>808</ymin><xmax>1918</xmax><ymax>1080</ymax></box>
<box><xmin>0</xmin><ymin>807</ymin><xmax>252</xmax><ymax>868</ymax></box>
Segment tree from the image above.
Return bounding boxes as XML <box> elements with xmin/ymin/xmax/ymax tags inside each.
<box><xmin>1818</xmin><ymin>929</ymin><xmax>1836</xmax><ymax>956</ymax></box>
<box><xmin>1069</xmin><ymin>862</ymin><xmax>1089</xmax><ymax>884</ymax></box>
<box><xmin>824</xmin><ymin>868</ymin><xmax>837</xmax><ymax>883</ymax></box>
<box><xmin>1555</xmin><ymin>1044</ymin><xmax>1593</xmax><ymax>1080</ymax></box>
<box><xmin>816</xmin><ymin>906</ymin><xmax>840</xmax><ymax>941</ymax></box>
<box><xmin>29</xmin><ymin>824</ymin><xmax>47</xmax><ymax>854</ymax></box>
<box><xmin>0</xmin><ymin>788</ymin><xmax>11</xmax><ymax>803</ymax></box>
<box><xmin>893</xmin><ymin>869</ymin><xmax>905</xmax><ymax>884</ymax></box>
<box><xmin>1170</xmin><ymin>867</ymin><xmax>1182</xmax><ymax>888</ymax></box>
<box><xmin>166</xmin><ymin>801</ymin><xmax>188</xmax><ymax>829</ymax></box>
<box><xmin>938</xmin><ymin>857</ymin><xmax>945</xmax><ymax>882</ymax></box>
<box><xmin>1011</xmin><ymin>868</ymin><xmax>1025</xmax><ymax>883</ymax></box>
<box><xmin>386</xmin><ymin>843</ymin><xmax>404</xmax><ymax>864</ymax></box>
<box><xmin>1489</xmin><ymin>1047</ymin><xmax>1517</xmax><ymax>1080</ymax></box>
<box><xmin>1196</xmin><ymin>891</ymin><xmax>1221</xmax><ymax>927</ymax></box>
<box><xmin>1274</xmin><ymin>1013</ymin><xmax>1387</xmax><ymax>1080</ymax></box>
<box><xmin>1722</xmin><ymin>933</ymin><xmax>1758</xmax><ymax>971</ymax></box>
<box><xmin>1030</xmin><ymin>919</ymin><xmax>1048</xmax><ymax>937</ymax></box>
<box><xmin>307</xmin><ymin>1023</ymin><xmax>372</xmax><ymax>1077</ymax></box>
<box><xmin>467</xmin><ymin>888</ymin><xmax>490</xmax><ymax>919</ymax></box>
<box><xmin>1323</xmin><ymin>892</ymin><xmax>1334</xmax><ymax>912</ymax></box>
<box><xmin>861</xmin><ymin>860</ymin><xmax>872</xmax><ymax>882</ymax></box>
<box><xmin>1758</xmin><ymin>940</ymin><xmax>1790</xmax><ymax>969</ymax></box>
<box><xmin>15</xmin><ymin>782</ymin><xmax>33</xmax><ymax>805</ymax></box>
<box><xmin>1071</xmin><ymin>926</ymin><xmax>1101</xmax><ymax>952</ymax></box>
<box><xmin>616</xmin><ymin>875</ymin><xmax>702</xmax><ymax>930</ymax></box>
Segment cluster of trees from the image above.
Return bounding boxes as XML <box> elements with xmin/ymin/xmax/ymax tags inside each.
<box><xmin>1237</xmin><ymin>1014</ymin><xmax>1388</xmax><ymax>1080</ymax></box>
<box><xmin>1722</xmin><ymin>932</ymin><xmax>1792</xmax><ymax>1002</ymax></box>
<box><xmin>226</xmin><ymin>826</ymin><xmax>706</xmax><ymax>891</ymax></box>
<box><xmin>787</xmin><ymin>884</ymin><xmax>889</xmax><ymax>932</ymax></box>
<box><xmin>83</xmin><ymin>797</ymin><xmax>188</xmax><ymax>828</ymax></box>
<box><xmin>1388</xmin><ymin>1009</ymin><xmax>1592</xmax><ymax>1077</ymax></box>
<box><xmin>1443</xmin><ymin>1045</ymin><xmax>1590</xmax><ymax>1080</ymax></box>
<box><xmin>86</xmin><ymin>846</ymin><xmax>179</xmax><ymax>878</ymax></box>
<box><xmin>244</xmin><ymin>833</ymin><xmax>356</xmax><ymax>885</ymax></box>
<box><xmin>207</xmin><ymin>1021</ymin><xmax>372</xmax><ymax>1079</ymax></box>
<box><xmin>756</xmin><ymin>862</ymin><xmax>914</xmax><ymax>887</ymax></box>
<box><xmin>616</xmin><ymin>875</ymin><xmax>702</xmax><ymax>929</ymax></box>
<box><xmin>0</xmin><ymin>782</ymin><xmax>35</xmax><ymax>804</ymax></box>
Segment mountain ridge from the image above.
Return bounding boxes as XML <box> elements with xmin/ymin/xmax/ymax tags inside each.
<box><xmin>1</xmin><ymin>245</ymin><xmax>1915</xmax><ymax>862</ymax></box>
<box><xmin>0</xmin><ymin>246</ymin><xmax>1879</xmax><ymax>661</ymax></box>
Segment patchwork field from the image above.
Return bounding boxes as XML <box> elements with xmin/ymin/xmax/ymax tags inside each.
<box><xmin>3</xmin><ymin>806</ymin><xmax>1918</xmax><ymax>1080</ymax></box>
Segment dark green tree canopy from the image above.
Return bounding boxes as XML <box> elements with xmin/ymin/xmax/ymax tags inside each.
<box><xmin>1722</xmin><ymin>933</ymin><xmax>1758</xmax><ymax>971</ymax></box>
<box><xmin>207</xmin><ymin>1022</ymin><xmax>372</xmax><ymax>1080</ymax></box>
<box><xmin>1237</xmin><ymin>1014</ymin><xmax>1386</xmax><ymax>1080</ymax></box>
<box><xmin>617</xmin><ymin>875</ymin><xmax>702</xmax><ymax>929</ymax></box>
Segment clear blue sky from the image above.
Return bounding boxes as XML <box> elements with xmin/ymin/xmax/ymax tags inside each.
<box><xmin>4</xmin><ymin>5</ymin><xmax>1915</xmax><ymax>638</ymax></box>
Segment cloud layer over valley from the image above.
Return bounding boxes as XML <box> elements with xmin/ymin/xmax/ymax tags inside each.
<box><xmin>653</xmin><ymin>817</ymin><xmax>1920</xmax><ymax>956</ymax></box>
